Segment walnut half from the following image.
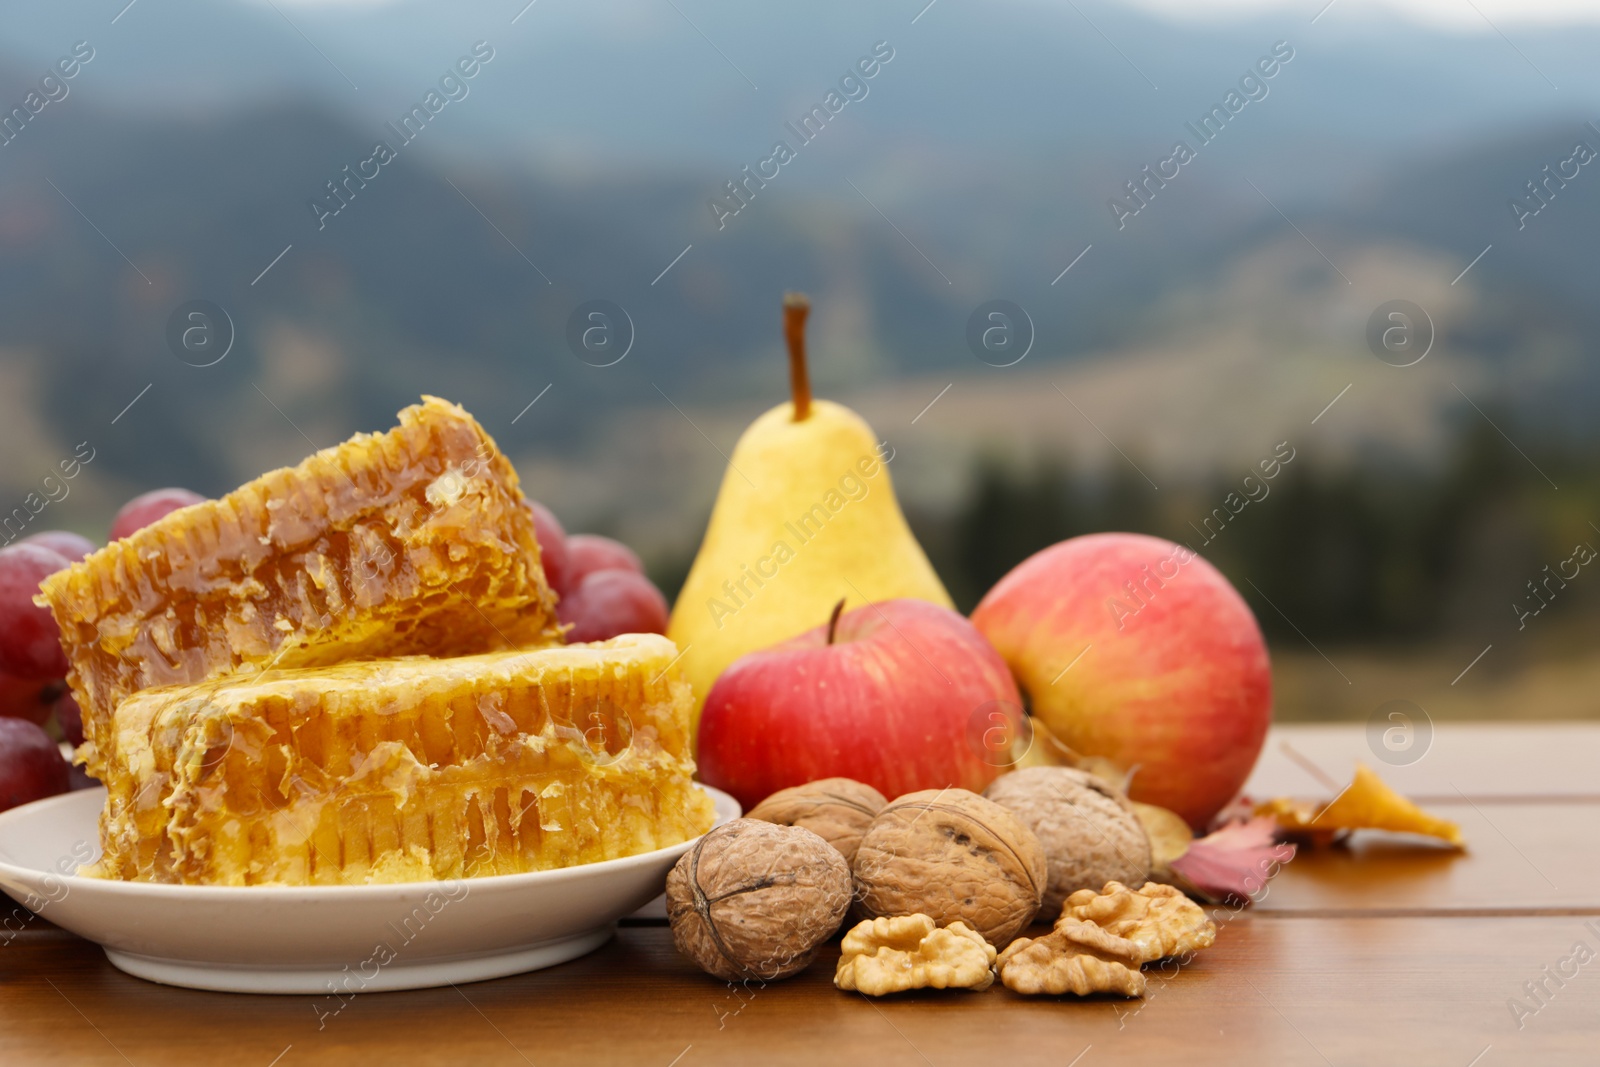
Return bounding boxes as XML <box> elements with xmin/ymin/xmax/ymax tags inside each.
<box><xmin>1061</xmin><ymin>880</ymin><xmax>1217</xmax><ymax>964</ymax></box>
<box><xmin>834</xmin><ymin>914</ymin><xmax>997</xmax><ymax>995</ymax></box>
<box><xmin>997</xmin><ymin>918</ymin><xmax>1146</xmax><ymax>997</ymax></box>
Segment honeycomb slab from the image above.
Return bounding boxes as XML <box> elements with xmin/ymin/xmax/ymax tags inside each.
<box><xmin>38</xmin><ymin>396</ymin><xmax>561</xmax><ymax>777</ymax></box>
<box><xmin>89</xmin><ymin>635</ymin><xmax>713</xmax><ymax>886</ymax></box>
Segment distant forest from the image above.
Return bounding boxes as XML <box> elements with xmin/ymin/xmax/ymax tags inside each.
<box><xmin>880</xmin><ymin>416</ymin><xmax>1596</xmax><ymax>646</ymax></box>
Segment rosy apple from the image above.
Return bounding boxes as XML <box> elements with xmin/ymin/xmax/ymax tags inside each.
<box><xmin>971</xmin><ymin>533</ymin><xmax>1271</xmax><ymax>829</ymax></box>
<box><xmin>697</xmin><ymin>598</ymin><xmax>1025</xmax><ymax>811</ymax></box>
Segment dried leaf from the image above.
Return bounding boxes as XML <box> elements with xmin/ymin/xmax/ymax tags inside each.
<box><xmin>1253</xmin><ymin>796</ymin><xmax>1339</xmax><ymax>848</ymax></box>
<box><xmin>1011</xmin><ymin>716</ymin><xmax>1072</xmax><ymax>770</ymax></box>
<box><xmin>1167</xmin><ymin>816</ymin><xmax>1295</xmax><ymax>906</ymax></box>
<box><xmin>1131</xmin><ymin>801</ymin><xmax>1193</xmax><ymax>880</ymax></box>
<box><xmin>1208</xmin><ymin>794</ymin><xmax>1264</xmax><ymax>828</ymax></box>
<box><xmin>1256</xmin><ymin>763</ymin><xmax>1464</xmax><ymax>848</ymax></box>
<box><xmin>1013</xmin><ymin>717</ymin><xmax>1135</xmax><ymax>793</ymax></box>
<box><xmin>1316</xmin><ymin>764</ymin><xmax>1464</xmax><ymax>845</ymax></box>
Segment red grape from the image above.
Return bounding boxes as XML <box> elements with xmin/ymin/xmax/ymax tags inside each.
<box><xmin>566</xmin><ymin>534</ymin><xmax>644</xmax><ymax>589</ymax></box>
<box><xmin>0</xmin><ymin>717</ymin><xmax>70</xmax><ymax>812</ymax></box>
<box><xmin>0</xmin><ymin>671</ymin><xmax>56</xmax><ymax>725</ymax></box>
<box><xmin>529</xmin><ymin>500</ymin><xmax>571</xmax><ymax>595</ymax></box>
<box><xmin>557</xmin><ymin>569</ymin><xmax>669</xmax><ymax>643</ymax></box>
<box><xmin>109</xmin><ymin>487</ymin><xmax>205</xmax><ymax>541</ymax></box>
<box><xmin>52</xmin><ymin>690</ymin><xmax>83</xmax><ymax>748</ymax></box>
<box><xmin>20</xmin><ymin>530</ymin><xmax>96</xmax><ymax>562</ymax></box>
<box><xmin>0</xmin><ymin>545</ymin><xmax>71</xmax><ymax>679</ymax></box>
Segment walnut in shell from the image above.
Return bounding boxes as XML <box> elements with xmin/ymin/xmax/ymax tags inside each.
<box><xmin>997</xmin><ymin>918</ymin><xmax>1146</xmax><ymax>997</ymax></box>
<box><xmin>746</xmin><ymin>778</ymin><xmax>888</xmax><ymax>864</ymax></box>
<box><xmin>666</xmin><ymin>819</ymin><xmax>851</xmax><ymax>982</ymax></box>
<box><xmin>983</xmin><ymin>766</ymin><xmax>1152</xmax><ymax>914</ymax></box>
<box><xmin>834</xmin><ymin>914</ymin><xmax>997</xmax><ymax>995</ymax></box>
<box><xmin>1061</xmin><ymin>880</ymin><xmax>1216</xmax><ymax>963</ymax></box>
<box><xmin>852</xmin><ymin>788</ymin><xmax>1046</xmax><ymax>947</ymax></box>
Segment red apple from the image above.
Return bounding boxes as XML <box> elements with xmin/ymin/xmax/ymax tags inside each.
<box><xmin>558</xmin><ymin>569</ymin><xmax>668</xmax><ymax>642</ymax></box>
<box><xmin>110</xmin><ymin>488</ymin><xmax>205</xmax><ymax>541</ymax></box>
<box><xmin>697</xmin><ymin>598</ymin><xmax>1026</xmax><ymax>811</ymax></box>
<box><xmin>972</xmin><ymin>533</ymin><xmax>1271</xmax><ymax>829</ymax></box>
<box><xmin>529</xmin><ymin>501</ymin><xmax>571</xmax><ymax>595</ymax></box>
<box><xmin>565</xmin><ymin>534</ymin><xmax>644</xmax><ymax>589</ymax></box>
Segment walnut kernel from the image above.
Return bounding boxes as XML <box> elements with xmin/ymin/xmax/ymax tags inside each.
<box><xmin>666</xmin><ymin>819</ymin><xmax>850</xmax><ymax>982</ymax></box>
<box><xmin>997</xmin><ymin>918</ymin><xmax>1146</xmax><ymax>997</ymax></box>
<box><xmin>1061</xmin><ymin>880</ymin><xmax>1216</xmax><ymax>964</ymax></box>
<box><xmin>834</xmin><ymin>914</ymin><xmax>997</xmax><ymax>995</ymax></box>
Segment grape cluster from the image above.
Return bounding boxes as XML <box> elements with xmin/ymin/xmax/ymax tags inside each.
<box><xmin>0</xmin><ymin>488</ymin><xmax>202</xmax><ymax>811</ymax></box>
<box><xmin>531</xmin><ymin>502</ymin><xmax>669</xmax><ymax>643</ymax></box>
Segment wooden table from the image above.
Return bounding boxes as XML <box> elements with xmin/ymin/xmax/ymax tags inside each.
<box><xmin>5</xmin><ymin>724</ymin><xmax>1598</xmax><ymax>1066</ymax></box>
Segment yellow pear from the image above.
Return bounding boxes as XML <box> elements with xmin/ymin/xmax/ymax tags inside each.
<box><xmin>668</xmin><ymin>293</ymin><xmax>954</xmax><ymax>734</ymax></box>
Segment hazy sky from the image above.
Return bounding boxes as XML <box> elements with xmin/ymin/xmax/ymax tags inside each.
<box><xmin>269</xmin><ymin>0</ymin><xmax>1600</xmax><ymax>24</ymax></box>
<box><xmin>1119</xmin><ymin>0</ymin><xmax>1600</xmax><ymax>26</ymax></box>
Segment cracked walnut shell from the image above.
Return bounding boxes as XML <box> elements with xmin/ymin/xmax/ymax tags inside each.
<box><xmin>747</xmin><ymin>778</ymin><xmax>887</xmax><ymax>864</ymax></box>
<box><xmin>852</xmin><ymin>789</ymin><xmax>1047</xmax><ymax>946</ymax></box>
<box><xmin>1061</xmin><ymin>880</ymin><xmax>1217</xmax><ymax>964</ymax></box>
<box><xmin>667</xmin><ymin>819</ymin><xmax>851</xmax><ymax>982</ymax></box>
<box><xmin>834</xmin><ymin>914</ymin><xmax>997</xmax><ymax>995</ymax></box>
<box><xmin>984</xmin><ymin>767</ymin><xmax>1152</xmax><ymax>915</ymax></box>
<box><xmin>997</xmin><ymin>918</ymin><xmax>1146</xmax><ymax>997</ymax></box>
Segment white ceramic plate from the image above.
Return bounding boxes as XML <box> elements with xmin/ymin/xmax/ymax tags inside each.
<box><xmin>0</xmin><ymin>785</ymin><xmax>738</xmax><ymax>994</ymax></box>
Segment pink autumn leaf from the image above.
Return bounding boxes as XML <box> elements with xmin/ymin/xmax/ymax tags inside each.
<box><xmin>1168</xmin><ymin>816</ymin><xmax>1296</xmax><ymax>906</ymax></box>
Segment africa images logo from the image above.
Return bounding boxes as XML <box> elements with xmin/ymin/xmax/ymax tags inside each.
<box><xmin>308</xmin><ymin>42</ymin><xmax>495</xmax><ymax>230</ymax></box>
<box><xmin>1107</xmin><ymin>40</ymin><xmax>1295</xmax><ymax>230</ymax></box>
<box><xmin>0</xmin><ymin>41</ymin><xmax>95</xmax><ymax>150</ymax></box>
<box><xmin>707</xmin><ymin>41</ymin><xmax>896</xmax><ymax>231</ymax></box>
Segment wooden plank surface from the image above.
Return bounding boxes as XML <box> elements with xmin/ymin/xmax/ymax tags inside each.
<box><xmin>5</xmin><ymin>916</ymin><xmax>1598</xmax><ymax>1066</ymax></box>
<box><xmin>1255</xmin><ymin>800</ymin><xmax>1600</xmax><ymax>914</ymax></box>
<box><xmin>1247</xmin><ymin>723</ymin><xmax>1600</xmax><ymax>800</ymax></box>
<box><xmin>3</xmin><ymin>725</ymin><xmax>1598</xmax><ymax>1064</ymax></box>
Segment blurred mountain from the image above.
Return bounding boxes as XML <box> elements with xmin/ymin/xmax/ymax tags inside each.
<box><xmin>4</xmin><ymin>0</ymin><xmax>1597</xmax><ymax>168</ymax></box>
<box><xmin>0</xmin><ymin>0</ymin><xmax>1597</xmax><ymax>544</ymax></box>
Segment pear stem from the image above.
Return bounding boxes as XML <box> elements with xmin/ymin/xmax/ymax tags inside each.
<box><xmin>825</xmin><ymin>597</ymin><xmax>846</xmax><ymax>645</ymax></box>
<box><xmin>783</xmin><ymin>291</ymin><xmax>812</xmax><ymax>422</ymax></box>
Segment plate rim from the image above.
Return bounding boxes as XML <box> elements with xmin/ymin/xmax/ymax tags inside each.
<box><xmin>0</xmin><ymin>782</ymin><xmax>740</xmax><ymax>901</ymax></box>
